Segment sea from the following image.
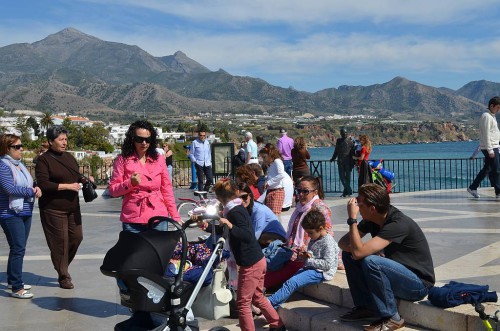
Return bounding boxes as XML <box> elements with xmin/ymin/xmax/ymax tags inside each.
<box><xmin>307</xmin><ymin>140</ymin><xmax>484</xmax><ymax>193</ymax></box>
<box><xmin>309</xmin><ymin>140</ymin><xmax>479</xmax><ymax>161</ymax></box>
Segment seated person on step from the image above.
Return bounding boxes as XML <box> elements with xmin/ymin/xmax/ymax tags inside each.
<box><xmin>267</xmin><ymin>210</ymin><xmax>339</xmax><ymax>309</ymax></box>
<box><xmin>338</xmin><ymin>183</ymin><xmax>435</xmax><ymax>331</ymax></box>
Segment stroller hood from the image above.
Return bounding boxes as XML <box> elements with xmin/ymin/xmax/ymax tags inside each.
<box><xmin>101</xmin><ymin>229</ymin><xmax>181</xmax><ymax>276</ymax></box>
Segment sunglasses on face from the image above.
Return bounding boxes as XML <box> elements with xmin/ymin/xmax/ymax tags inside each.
<box><xmin>239</xmin><ymin>193</ymin><xmax>249</xmax><ymax>200</ymax></box>
<box><xmin>133</xmin><ymin>136</ymin><xmax>152</xmax><ymax>144</ymax></box>
<box><xmin>9</xmin><ymin>144</ymin><xmax>23</xmax><ymax>150</ymax></box>
<box><xmin>199</xmin><ymin>135</ymin><xmax>206</xmax><ymax>138</ymax></box>
<box><xmin>296</xmin><ymin>189</ymin><xmax>315</xmax><ymax>195</ymax></box>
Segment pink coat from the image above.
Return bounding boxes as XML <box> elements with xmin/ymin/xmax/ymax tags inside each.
<box><xmin>109</xmin><ymin>154</ymin><xmax>181</xmax><ymax>224</ymax></box>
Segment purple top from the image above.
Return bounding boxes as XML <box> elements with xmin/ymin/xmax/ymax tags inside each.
<box><xmin>277</xmin><ymin>134</ymin><xmax>294</xmax><ymax>160</ymax></box>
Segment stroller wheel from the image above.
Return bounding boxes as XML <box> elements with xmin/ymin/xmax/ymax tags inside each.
<box><xmin>208</xmin><ymin>327</ymin><xmax>230</xmax><ymax>331</ymax></box>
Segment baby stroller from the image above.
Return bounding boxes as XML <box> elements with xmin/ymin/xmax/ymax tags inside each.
<box><xmin>100</xmin><ymin>212</ymin><xmax>227</xmax><ymax>331</ymax></box>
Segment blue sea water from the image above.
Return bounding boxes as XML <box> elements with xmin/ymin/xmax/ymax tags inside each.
<box><xmin>307</xmin><ymin>141</ymin><xmax>484</xmax><ymax>193</ymax></box>
<box><xmin>309</xmin><ymin>141</ymin><xmax>478</xmax><ymax>161</ymax></box>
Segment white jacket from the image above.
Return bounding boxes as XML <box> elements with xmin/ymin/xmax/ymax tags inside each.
<box><xmin>479</xmin><ymin>112</ymin><xmax>500</xmax><ymax>154</ymax></box>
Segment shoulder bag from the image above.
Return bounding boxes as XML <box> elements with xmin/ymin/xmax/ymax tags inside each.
<box><xmin>49</xmin><ymin>154</ymin><xmax>98</xmax><ymax>203</ymax></box>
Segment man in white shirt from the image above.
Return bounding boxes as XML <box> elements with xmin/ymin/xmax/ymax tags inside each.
<box><xmin>188</xmin><ymin>131</ymin><xmax>213</xmax><ymax>191</ymax></box>
<box><xmin>468</xmin><ymin>96</ymin><xmax>500</xmax><ymax>198</ymax></box>
<box><xmin>245</xmin><ymin>131</ymin><xmax>259</xmax><ymax>164</ymax></box>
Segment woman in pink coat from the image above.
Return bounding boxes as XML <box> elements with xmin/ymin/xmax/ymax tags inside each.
<box><xmin>109</xmin><ymin>120</ymin><xmax>181</xmax><ymax>232</ymax></box>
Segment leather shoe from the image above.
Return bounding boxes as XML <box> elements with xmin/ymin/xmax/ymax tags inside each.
<box><xmin>59</xmin><ymin>279</ymin><xmax>74</xmax><ymax>289</ymax></box>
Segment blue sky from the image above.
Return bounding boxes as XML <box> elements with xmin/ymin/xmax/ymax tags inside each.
<box><xmin>1</xmin><ymin>0</ymin><xmax>500</xmax><ymax>92</ymax></box>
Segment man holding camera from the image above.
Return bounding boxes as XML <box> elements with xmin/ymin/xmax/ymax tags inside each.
<box><xmin>338</xmin><ymin>184</ymin><xmax>435</xmax><ymax>331</ymax></box>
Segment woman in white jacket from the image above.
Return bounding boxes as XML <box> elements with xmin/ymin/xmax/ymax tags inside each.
<box><xmin>259</xmin><ymin>144</ymin><xmax>286</xmax><ymax>215</ymax></box>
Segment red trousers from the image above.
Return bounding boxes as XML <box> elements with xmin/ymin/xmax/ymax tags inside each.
<box><xmin>237</xmin><ymin>257</ymin><xmax>283</xmax><ymax>331</ymax></box>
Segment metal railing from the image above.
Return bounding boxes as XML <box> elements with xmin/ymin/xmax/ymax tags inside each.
<box><xmin>26</xmin><ymin>157</ymin><xmax>489</xmax><ymax>193</ymax></box>
<box><xmin>310</xmin><ymin>158</ymin><xmax>489</xmax><ymax>193</ymax></box>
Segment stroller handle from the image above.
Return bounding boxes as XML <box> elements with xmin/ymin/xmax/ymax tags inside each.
<box><xmin>147</xmin><ymin>216</ymin><xmax>188</xmax><ymax>297</ymax></box>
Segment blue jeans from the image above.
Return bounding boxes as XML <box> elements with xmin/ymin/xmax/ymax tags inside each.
<box><xmin>342</xmin><ymin>251</ymin><xmax>428</xmax><ymax>318</ymax></box>
<box><xmin>268</xmin><ymin>267</ymin><xmax>324</xmax><ymax>308</ymax></box>
<box><xmin>0</xmin><ymin>216</ymin><xmax>32</xmax><ymax>292</ymax></box>
<box><xmin>283</xmin><ymin>160</ymin><xmax>293</xmax><ymax>177</ymax></box>
<box><xmin>470</xmin><ymin>148</ymin><xmax>500</xmax><ymax>194</ymax></box>
<box><xmin>122</xmin><ymin>220</ymin><xmax>169</xmax><ymax>233</ymax></box>
<box><xmin>167</xmin><ymin>165</ymin><xmax>173</xmax><ymax>182</ymax></box>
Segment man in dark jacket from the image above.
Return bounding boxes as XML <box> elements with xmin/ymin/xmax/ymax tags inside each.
<box><xmin>330</xmin><ymin>128</ymin><xmax>354</xmax><ymax>197</ymax></box>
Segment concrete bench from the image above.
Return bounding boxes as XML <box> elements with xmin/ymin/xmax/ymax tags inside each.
<box><xmin>275</xmin><ymin>271</ymin><xmax>499</xmax><ymax>331</ymax></box>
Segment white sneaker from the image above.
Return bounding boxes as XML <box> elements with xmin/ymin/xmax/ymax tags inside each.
<box><xmin>7</xmin><ymin>284</ymin><xmax>32</xmax><ymax>290</ymax></box>
<box><xmin>467</xmin><ymin>188</ymin><xmax>480</xmax><ymax>198</ymax></box>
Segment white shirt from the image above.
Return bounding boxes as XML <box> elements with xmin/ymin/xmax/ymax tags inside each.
<box><xmin>266</xmin><ymin>159</ymin><xmax>286</xmax><ymax>189</ymax></box>
<box><xmin>282</xmin><ymin>173</ymin><xmax>294</xmax><ymax>209</ymax></box>
<box><xmin>479</xmin><ymin>111</ymin><xmax>500</xmax><ymax>154</ymax></box>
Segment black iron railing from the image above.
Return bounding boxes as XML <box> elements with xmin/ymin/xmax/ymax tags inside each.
<box><xmin>310</xmin><ymin>157</ymin><xmax>489</xmax><ymax>193</ymax></box>
<box><xmin>26</xmin><ymin>157</ymin><xmax>489</xmax><ymax>193</ymax></box>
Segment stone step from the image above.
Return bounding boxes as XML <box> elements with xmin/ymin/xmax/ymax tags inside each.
<box><xmin>278</xmin><ymin>297</ymin><xmax>432</xmax><ymax>331</ymax></box>
<box><xmin>296</xmin><ymin>270</ymin><xmax>499</xmax><ymax>331</ymax></box>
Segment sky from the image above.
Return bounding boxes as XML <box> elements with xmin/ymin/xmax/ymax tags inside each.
<box><xmin>1</xmin><ymin>0</ymin><xmax>500</xmax><ymax>93</ymax></box>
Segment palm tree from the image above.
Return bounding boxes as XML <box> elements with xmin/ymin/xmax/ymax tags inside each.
<box><xmin>40</xmin><ymin>112</ymin><xmax>53</xmax><ymax>135</ymax></box>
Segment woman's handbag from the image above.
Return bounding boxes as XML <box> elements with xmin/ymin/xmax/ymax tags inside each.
<box><xmin>49</xmin><ymin>154</ymin><xmax>97</xmax><ymax>203</ymax></box>
<box><xmin>191</xmin><ymin>264</ymin><xmax>232</xmax><ymax>320</ymax></box>
<box><xmin>81</xmin><ymin>177</ymin><xmax>98</xmax><ymax>202</ymax></box>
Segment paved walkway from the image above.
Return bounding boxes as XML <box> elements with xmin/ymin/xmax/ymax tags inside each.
<box><xmin>1</xmin><ymin>187</ymin><xmax>499</xmax><ymax>330</ymax></box>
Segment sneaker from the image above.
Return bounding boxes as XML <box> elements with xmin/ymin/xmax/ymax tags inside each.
<box><xmin>467</xmin><ymin>188</ymin><xmax>480</xmax><ymax>198</ymax></box>
<box><xmin>340</xmin><ymin>307</ymin><xmax>377</xmax><ymax>322</ymax></box>
<box><xmin>364</xmin><ymin>317</ymin><xmax>405</xmax><ymax>331</ymax></box>
<box><xmin>7</xmin><ymin>284</ymin><xmax>31</xmax><ymax>290</ymax></box>
<box><xmin>11</xmin><ymin>290</ymin><xmax>34</xmax><ymax>299</ymax></box>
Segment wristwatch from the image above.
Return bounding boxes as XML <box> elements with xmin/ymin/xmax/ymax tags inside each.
<box><xmin>347</xmin><ymin>217</ymin><xmax>358</xmax><ymax>225</ymax></box>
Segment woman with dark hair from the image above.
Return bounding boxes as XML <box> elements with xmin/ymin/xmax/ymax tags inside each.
<box><xmin>0</xmin><ymin>134</ymin><xmax>42</xmax><ymax>298</ymax></box>
<box><xmin>35</xmin><ymin>125</ymin><xmax>89</xmax><ymax>289</ymax></box>
<box><xmin>291</xmin><ymin>136</ymin><xmax>310</xmax><ymax>183</ymax></box>
<box><xmin>237</xmin><ymin>182</ymin><xmax>286</xmax><ymax>247</ymax></box>
<box><xmin>109</xmin><ymin>120</ymin><xmax>180</xmax><ymax>233</ymax></box>
<box><xmin>209</xmin><ymin>179</ymin><xmax>285</xmax><ymax>331</ymax></box>
<box><xmin>264</xmin><ymin>176</ymin><xmax>335</xmax><ymax>291</ymax></box>
<box><xmin>258</xmin><ymin>144</ymin><xmax>286</xmax><ymax>215</ymax></box>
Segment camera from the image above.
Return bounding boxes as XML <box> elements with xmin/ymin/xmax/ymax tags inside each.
<box><xmin>183</xmin><ymin>144</ymin><xmax>191</xmax><ymax>150</ymax></box>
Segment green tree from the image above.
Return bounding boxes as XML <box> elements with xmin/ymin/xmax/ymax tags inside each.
<box><xmin>15</xmin><ymin>116</ymin><xmax>31</xmax><ymax>142</ymax></box>
<box><xmin>26</xmin><ymin>116</ymin><xmax>40</xmax><ymax>136</ymax></box>
<box><xmin>197</xmin><ymin>120</ymin><xmax>209</xmax><ymax>132</ymax></box>
<box><xmin>40</xmin><ymin>112</ymin><xmax>53</xmax><ymax>134</ymax></box>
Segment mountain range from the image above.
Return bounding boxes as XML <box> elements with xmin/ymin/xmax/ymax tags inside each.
<box><xmin>1</xmin><ymin>27</ymin><xmax>499</xmax><ymax>121</ymax></box>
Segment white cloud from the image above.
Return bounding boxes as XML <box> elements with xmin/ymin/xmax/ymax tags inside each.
<box><xmin>84</xmin><ymin>0</ymin><xmax>497</xmax><ymax>25</ymax></box>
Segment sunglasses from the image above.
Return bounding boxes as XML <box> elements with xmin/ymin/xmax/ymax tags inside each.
<box><xmin>295</xmin><ymin>189</ymin><xmax>315</xmax><ymax>195</ymax></box>
<box><xmin>199</xmin><ymin>135</ymin><xmax>206</xmax><ymax>137</ymax></box>
<box><xmin>133</xmin><ymin>136</ymin><xmax>152</xmax><ymax>144</ymax></box>
<box><xmin>9</xmin><ymin>144</ymin><xmax>23</xmax><ymax>150</ymax></box>
<box><xmin>239</xmin><ymin>193</ymin><xmax>249</xmax><ymax>200</ymax></box>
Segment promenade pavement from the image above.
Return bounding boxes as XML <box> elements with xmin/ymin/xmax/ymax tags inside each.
<box><xmin>1</xmin><ymin>187</ymin><xmax>499</xmax><ymax>331</ymax></box>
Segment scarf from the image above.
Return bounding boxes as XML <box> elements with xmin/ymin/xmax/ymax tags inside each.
<box><xmin>0</xmin><ymin>155</ymin><xmax>34</xmax><ymax>213</ymax></box>
<box><xmin>222</xmin><ymin>198</ymin><xmax>243</xmax><ymax>217</ymax></box>
<box><xmin>286</xmin><ymin>195</ymin><xmax>319</xmax><ymax>248</ymax></box>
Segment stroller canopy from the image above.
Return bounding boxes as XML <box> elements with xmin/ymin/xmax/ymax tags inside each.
<box><xmin>101</xmin><ymin>229</ymin><xmax>181</xmax><ymax>276</ymax></box>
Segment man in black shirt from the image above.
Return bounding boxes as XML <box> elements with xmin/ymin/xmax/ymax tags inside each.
<box><xmin>330</xmin><ymin>128</ymin><xmax>354</xmax><ymax>197</ymax></box>
<box><xmin>338</xmin><ymin>184</ymin><xmax>435</xmax><ymax>331</ymax></box>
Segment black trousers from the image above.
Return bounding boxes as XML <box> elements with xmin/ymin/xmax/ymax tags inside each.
<box><xmin>195</xmin><ymin>164</ymin><xmax>213</xmax><ymax>191</ymax></box>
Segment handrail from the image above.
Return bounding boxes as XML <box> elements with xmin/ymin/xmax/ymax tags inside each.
<box><xmin>25</xmin><ymin>157</ymin><xmax>489</xmax><ymax>193</ymax></box>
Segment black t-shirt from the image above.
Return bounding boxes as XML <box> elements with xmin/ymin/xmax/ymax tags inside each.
<box><xmin>357</xmin><ymin>205</ymin><xmax>435</xmax><ymax>287</ymax></box>
<box><xmin>226</xmin><ymin>205</ymin><xmax>264</xmax><ymax>267</ymax></box>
